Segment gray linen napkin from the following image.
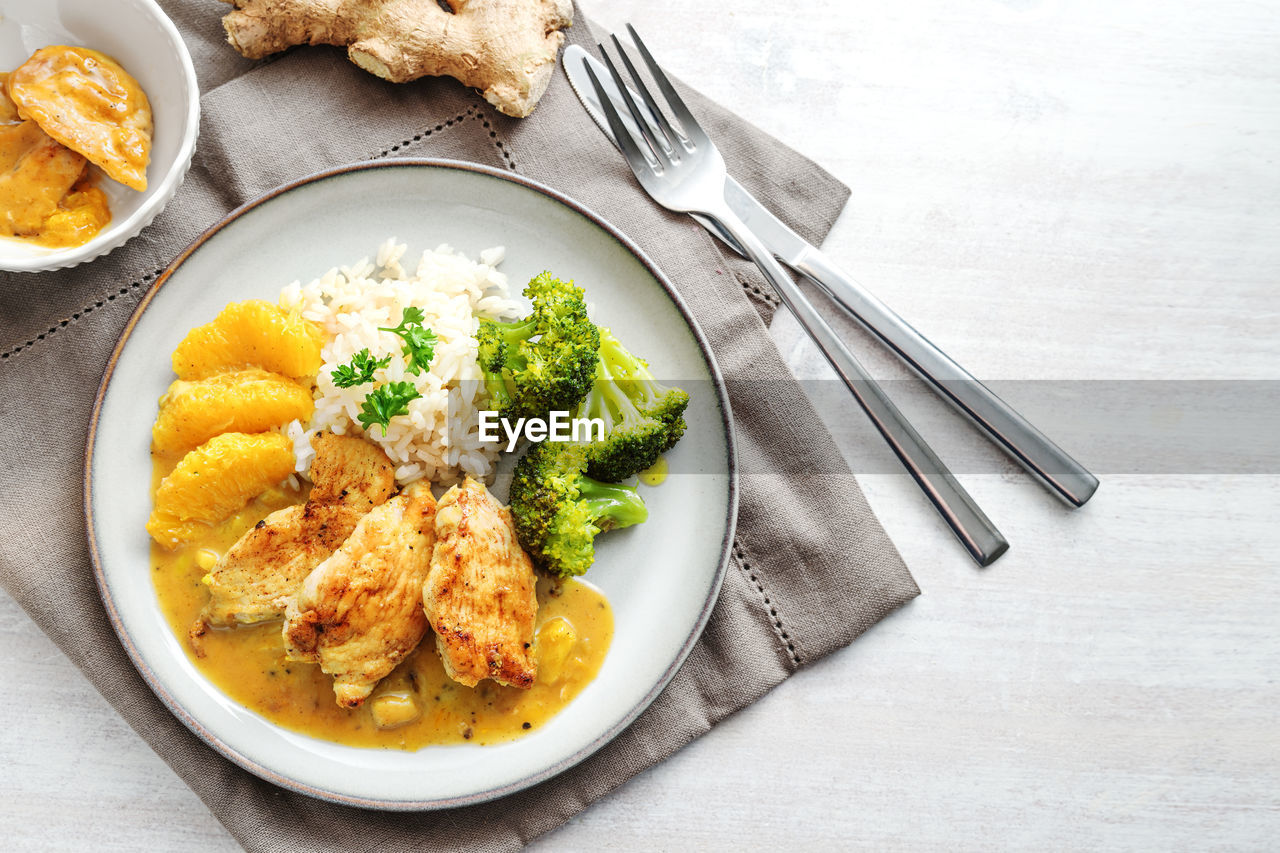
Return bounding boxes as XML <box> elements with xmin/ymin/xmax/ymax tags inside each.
<box><xmin>0</xmin><ymin>2</ymin><xmax>919</xmax><ymax>849</ymax></box>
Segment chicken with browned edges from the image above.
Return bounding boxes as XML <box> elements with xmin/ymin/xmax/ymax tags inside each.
<box><xmin>283</xmin><ymin>481</ymin><xmax>438</xmax><ymax>708</ymax></box>
<box><xmin>423</xmin><ymin>478</ymin><xmax>538</xmax><ymax>689</ymax></box>
<box><xmin>189</xmin><ymin>432</ymin><xmax>395</xmax><ymax>652</ymax></box>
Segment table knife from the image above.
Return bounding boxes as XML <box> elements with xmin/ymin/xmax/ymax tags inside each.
<box><xmin>564</xmin><ymin>44</ymin><xmax>1099</xmax><ymax>507</ymax></box>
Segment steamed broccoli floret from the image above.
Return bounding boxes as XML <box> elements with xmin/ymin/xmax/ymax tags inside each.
<box><xmin>509</xmin><ymin>441</ymin><xmax>648</xmax><ymax>577</ymax></box>
<box><xmin>573</xmin><ymin>326</ymin><xmax>690</xmax><ymax>482</ymax></box>
<box><xmin>477</xmin><ymin>272</ymin><xmax>600</xmax><ymax>423</ymax></box>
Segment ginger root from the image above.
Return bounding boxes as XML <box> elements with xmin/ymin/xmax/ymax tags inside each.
<box><xmin>220</xmin><ymin>0</ymin><xmax>573</xmax><ymax>118</ymax></box>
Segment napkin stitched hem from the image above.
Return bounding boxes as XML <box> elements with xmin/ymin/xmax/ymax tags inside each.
<box><xmin>370</xmin><ymin>106</ymin><xmax>518</xmax><ymax>172</ymax></box>
<box><xmin>0</xmin><ymin>268</ymin><xmax>165</xmax><ymax>365</ymax></box>
<box><xmin>732</xmin><ymin>538</ymin><xmax>803</xmax><ymax>666</ymax></box>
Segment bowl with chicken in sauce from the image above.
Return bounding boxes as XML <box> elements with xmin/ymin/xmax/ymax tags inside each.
<box><xmin>0</xmin><ymin>0</ymin><xmax>198</xmax><ymax>272</ymax></box>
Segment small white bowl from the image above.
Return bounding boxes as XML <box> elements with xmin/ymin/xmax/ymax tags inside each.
<box><xmin>0</xmin><ymin>0</ymin><xmax>199</xmax><ymax>272</ymax></box>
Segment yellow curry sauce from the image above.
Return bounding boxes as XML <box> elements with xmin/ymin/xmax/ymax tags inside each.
<box><xmin>638</xmin><ymin>455</ymin><xmax>669</xmax><ymax>487</ymax></box>
<box><xmin>149</xmin><ymin>461</ymin><xmax>614</xmax><ymax>749</ymax></box>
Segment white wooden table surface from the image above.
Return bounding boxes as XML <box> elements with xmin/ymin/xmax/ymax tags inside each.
<box><xmin>3</xmin><ymin>0</ymin><xmax>1277</xmax><ymax>849</ymax></box>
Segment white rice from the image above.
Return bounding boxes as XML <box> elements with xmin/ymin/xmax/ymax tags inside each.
<box><xmin>280</xmin><ymin>238</ymin><xmax>523</xmax><ymax>486</ymax></box>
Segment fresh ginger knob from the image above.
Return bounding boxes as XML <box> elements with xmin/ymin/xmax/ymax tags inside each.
<box><xmin>221</xmin><ymin>0</ymin><xmax>574</xmax><ymax>118</ymax></box>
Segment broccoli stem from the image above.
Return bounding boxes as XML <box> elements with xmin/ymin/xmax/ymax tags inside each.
<box><xmin>489</xmin><ymin>317</ymin><xmax>537</xmax><ymax>372</ymax></box>
<box><xmin>483</xmin><ymin>372</ymin><xmax>513</xmax><ymax>412</ymax></box>
<box><xmin>599</xmin><ymin>330</ymin><xmax>647</xmax><ymax>377</ymax></box>
<box><xmin>578</xmin><ymin>475</ymin><xmax>648</xmax><ymax>530</ymax></box>
<box><xmin>579</xmin><ymin>373</ymin><xmax>645</xmax><ymax>434</ymax></box>
<box><xmin>490</xmin><ymin>315</ymin><xmax>537</xmax><ymax>344</ymax></box>
<box><xmin>597</xmin><ymin>328</ymin><xmax>672</xmax><ymax>410</ymax></box>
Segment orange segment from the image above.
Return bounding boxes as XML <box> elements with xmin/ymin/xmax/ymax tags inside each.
<box><xmin>172</xmin><ymin>300</ymin><xmax>326</xmax><ymax>380</ymax></box>
<box><xmin>147</xmin><ymin>432</ymin><xmax>296</xmax><ymax>549</ymax></box>
<box><xmin>152</xmin><ymin>368</ymin><xmax>315</xmax><ymax>458</ymax></box>
<box><xmin>7</xmin><ymin>46</ymin><xmax>152</xmax><ymax>191</ymax></box>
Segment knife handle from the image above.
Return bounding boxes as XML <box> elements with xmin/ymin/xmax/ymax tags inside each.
<box><xmin>709</xmin><ymin>203</ymin><xmax>1009</xmax><ymax>566</ymax></box>
<box><xmin>791</xmin><ymin>246</ymin><xmax>1099</xmax><ymax>508</ymax></box>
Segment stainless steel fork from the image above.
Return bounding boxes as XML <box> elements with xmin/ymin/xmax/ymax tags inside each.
<box><xmin>588</xmin><ymin>25</ymin><xmax>1009</xmax><ymax>566</ymax></box>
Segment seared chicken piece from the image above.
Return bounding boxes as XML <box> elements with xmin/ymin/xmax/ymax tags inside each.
<box><xmin>306</xmin><ymin>431</ymin><xmax>396</xmax><ymax>508</ymax></box>
<box><xmin>8</xmin><ymin>46</ymin><xmax>153</xmax><ymax>191</ymax></box>
<box><xmin>283</xmin><ymin>481</ymin><xmax>438</xmax><ymax>708</ymax></box>
<box><xmin>424</xmin><ymin>478</ymin><xmax>538</xmax><ymax>689</ymax></box>
<box><xmin>189</xmin><ymin>433</ymin><xmax>396</xmax><ymax>651</ymax></box>
<box><xmin>0</xmin><ymin>117</ymin><xmax>88</xmax><ymax>236</ymax></box>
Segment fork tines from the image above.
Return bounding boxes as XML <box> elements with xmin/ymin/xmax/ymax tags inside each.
<box><xmin>589</xmin><ymin>25</ymin><xmax>706</xmax><ymax>174</ymax></box>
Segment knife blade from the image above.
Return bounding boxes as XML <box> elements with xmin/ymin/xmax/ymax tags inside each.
<box><xmin>564</xmin><ymin>44</ymin><xmax>1099</xmax><ymax>507</ymax></box>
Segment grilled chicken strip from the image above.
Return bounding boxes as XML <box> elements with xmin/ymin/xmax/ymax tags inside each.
<box><xmin>424</xmin><ymin>478</ymin><xmax>538</xmax><ymax>689</ymax></box>
<box><xmin>189</xmin><ymin>432</ymin><xmax>396</xmax><ymax>652</ymax></box>
<box><xmin>0</xmin><ymin>107</ymin><xmax>89</xmax><ymax>236</ymax></box>
<box><xmin>283</xmin><ymin>480</ymin><xmax>438</xmax><ymax>708</ymax></box>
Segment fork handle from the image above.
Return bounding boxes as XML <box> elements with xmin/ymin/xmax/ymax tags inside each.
<box><xmin>791</xmin><ymin>246</ymin><xmax>1099</xmax><ymax>507</ymax></box>
<box><xmin>709</xmin><ymin>204</ymin><xmax>1009</xmax><ymax>566</ymax></box>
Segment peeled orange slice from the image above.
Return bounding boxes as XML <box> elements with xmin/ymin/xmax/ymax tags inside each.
<box><xmin>172</xmin><ymin>300</ymin><xmax>325</xmax><ymax>381</ymax></box>
<box><xmin>7</xmin><ymin>46</ymin><xmax>152</xmax><ymax>191</ymax></box>
<box><xmin>152</xmin><ymin>368</ymin><xmax>315</xmax><ymax>457</ymax></box>
<box><xmin>147</xmin><ymin>432</ymin><xmax>296</xmax><ymax>549</ymax></box>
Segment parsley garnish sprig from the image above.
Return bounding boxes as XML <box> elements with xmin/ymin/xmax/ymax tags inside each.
<box><xmin>379</xmin><ymin>306</ymin><xmax>438</xmax><ymax>376</ymax></box>
<box><xmin>335</xmin><ymin>307</ymin><xmax>437</xmax><ymax>436</ymax></box>
<box><xmin>357</xmin><ymin>381</ymin><xmax>422</xmax><ymax>435</ymax></box>
<box><xmin>330</xmin><ymin>348</ymin><xmax>393</xmax><ymax>389</ymax></box>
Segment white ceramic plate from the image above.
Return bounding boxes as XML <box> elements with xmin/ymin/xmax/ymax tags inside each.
<box><xmin>0</xmin><ymin>0</ymin><xmax>200</xmax><ymax>272</ymax></box>
<box><xmin>87</xmin><ymin>160</ymin><xmax>737</xmax><ymax>809</ymax></box>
